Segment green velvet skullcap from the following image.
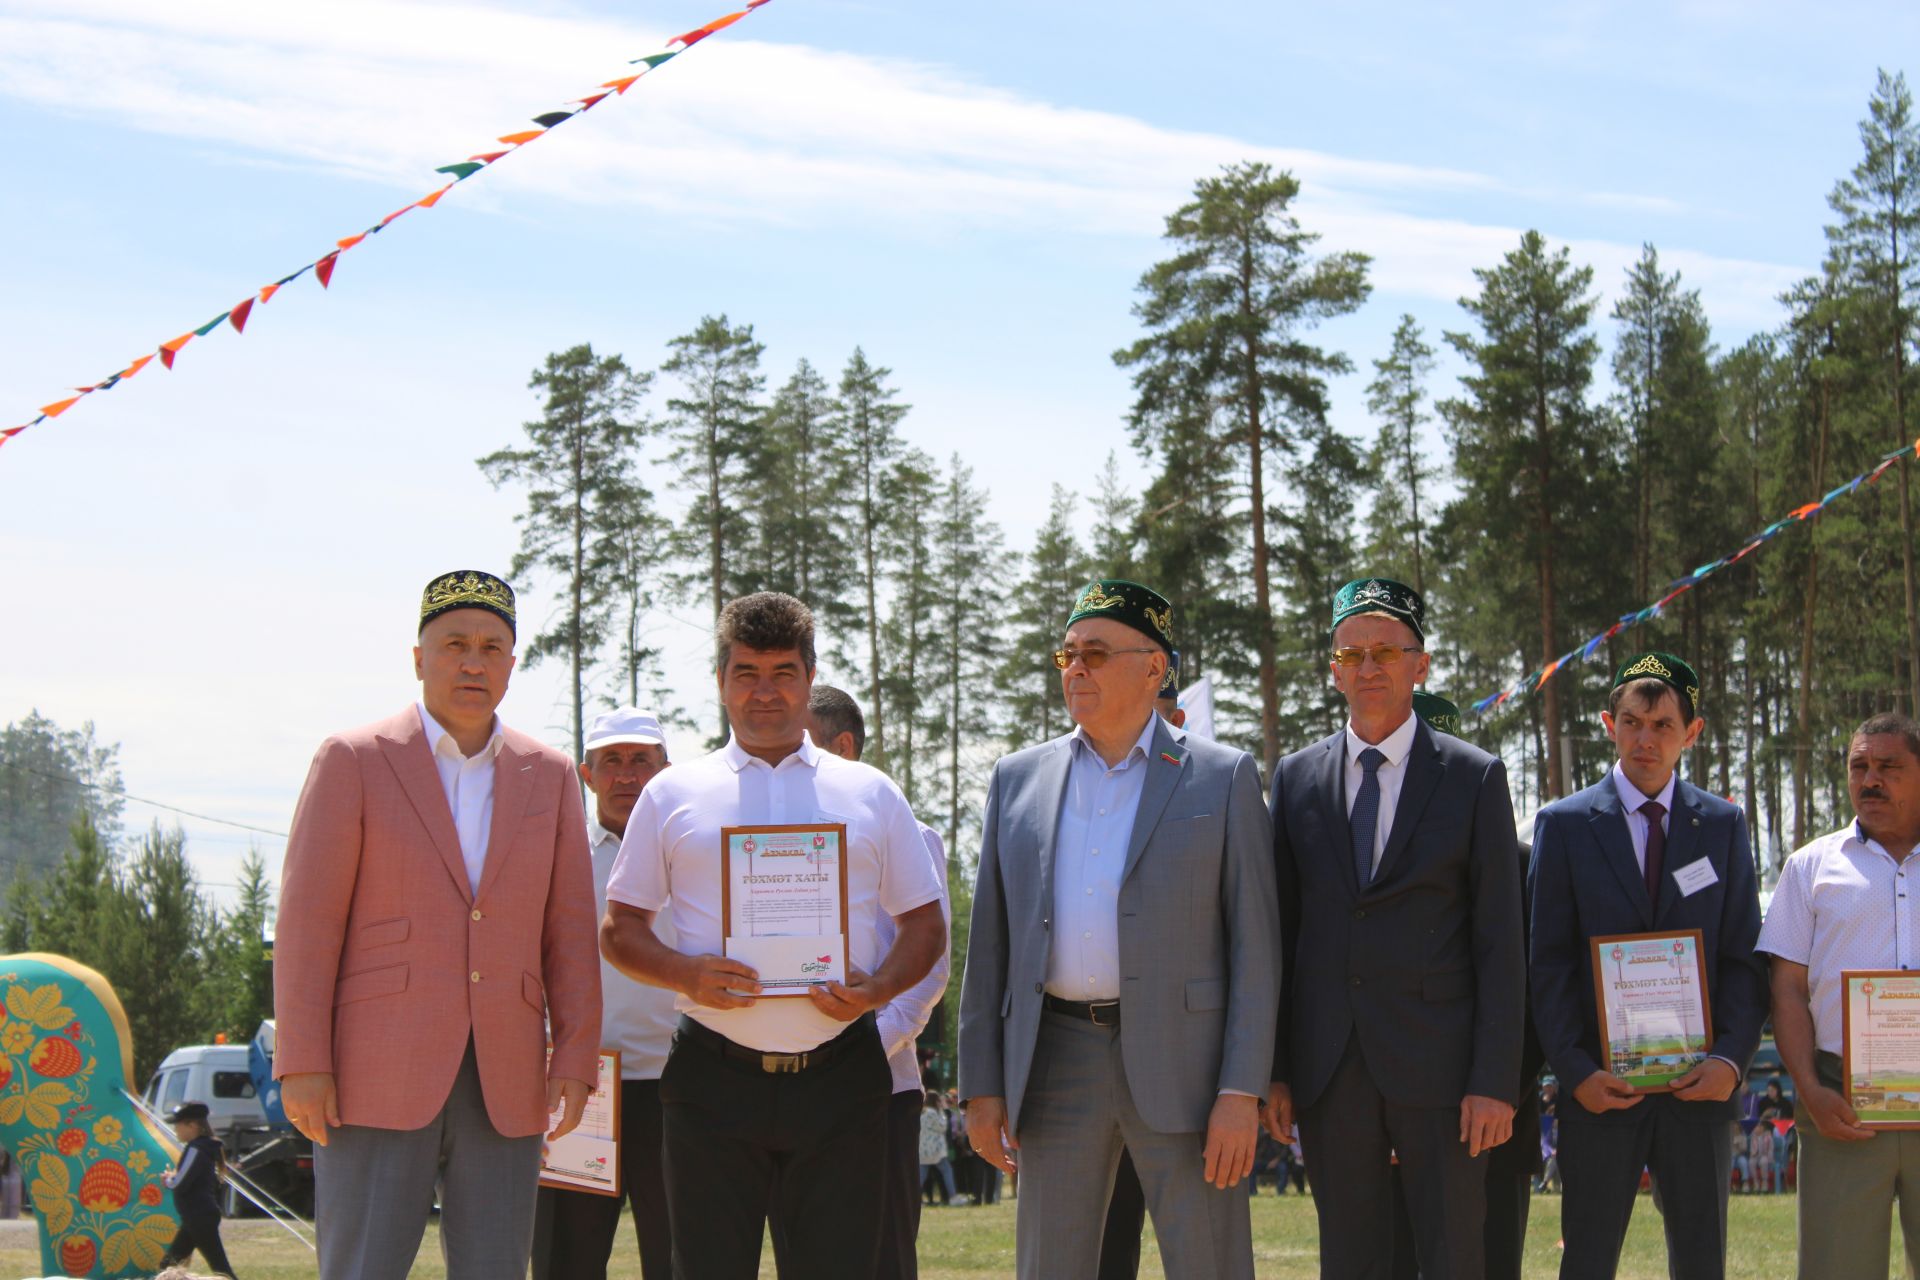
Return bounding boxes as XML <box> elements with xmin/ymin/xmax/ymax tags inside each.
<box><xmin>420</xmin><ymin>569</ymin><xmax>516</xmax><ymax>634</ymax></box>
<box><xmin>1066</xmin><ymin>579</ymin><xmax>1175</xmax><ymax>655</ymax></box>
<box><xmin>1158</xmin><ymin>650</ymin><xmax>1182</xmax><ymax>698</ymax></box>
<box><xmin>1332</xmin><ymin>577</ymin><xmax>1425</xmax><ymax>643</ymax></box>
<box><xmin>1412</xmin><ymin>690</ymin><xmax>1461</xmax><ymax>737</ymax></box>
<box><xmin>1613</xmin><ymin>651</ymin><xmax>1699</xmax><ymax>721</ymax></box>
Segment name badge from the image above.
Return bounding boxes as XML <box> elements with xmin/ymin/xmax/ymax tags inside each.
<box><xmin>1672</xmin><ymin>858</ymin><xmax>1719</xmax><ymax>897</ymax></box>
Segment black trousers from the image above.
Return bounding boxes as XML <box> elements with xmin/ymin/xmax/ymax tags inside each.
<box><xmin>1299</xmin><ymin>1035</ymin><xmax>1487</xmax><ymax>1280</ymax></box>
<box><xmin>876</xmin><ymin>1090</ymin><xmax>924</xmax><ymax>1280</ymax></box>
<box><xmin>661</xmin><ymin>1015</ymin><xmax>890</xmax><ymax>1280</ymax></box>
<box><xmin>1557</xmin><ymin>1098</ymin><xmax>1732</xmax><ymax>1280</ymax></box>
<box><xmin>1096</xmin><ymin>1147</ymin><xmax>1145</xmax><ymax>1280</ymax></box>
<box><xmin>1389</xmin><ymin>1158</ymin><xmax>1532</xmax><ymax>1280</ymax></box>
<box><xmin>166</xmin><ymin>1210</ymin><xmax>235</xmax><ymax>1278</ymax></box>
<box><xmin>533</xmin><ymin>1078</ymin><xmax>672</xmax><ymax>1280</ymax></box>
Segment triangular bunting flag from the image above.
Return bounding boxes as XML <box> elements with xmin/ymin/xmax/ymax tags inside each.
<box><xmin>273</xmin><ymin>265</ymin><xmax>312</xmax><ymax>287</ymax></box>
<box><xmin>574</xmin><ymin>93</ymin><xmax>610</xmax><ymax>110</ymax></box>
<box><xmin>467</xmin><ymin>150</ymin><xmax>509</xmax><ymax>163</ymax></box>
<box><xmin>704</xmin><ymin>12</ymin><xmax>749</xmax><ymax>33</ymax></box>
<box><xmin>337</xmin><ymin>233</ymin><xmax>368</xmax><ymax>251</ymax></box>
<box><xmin>531</xmin><ymin>111</ymin><xmax>573</xmax><ymax>128</ymax></box>
<box><xmin>229</xmin><ymin>297</ymin><xmax>255</xmax><ymax>334</ymax></box>
<box><xmin>602</xmin><ymin>75</ymin><xmax>641</xmax><ymax>92</ymax></box>
<box><xmin>497</xmin><ymin>130</ymin><xmax>544</xmax><ymax>146</ymax></box>
<box><xmin>259</xmin><ymin>283</ymin><xmax>281</xmax><ymax>304</ymax></box>
<box><xmin>193</xmin><ymin>312</ymin><xmax>231</xmax><ymax>337</ymax></box>
<box><xmin>122</xmin><ymin>355</ymin><xmax>154</xmax><ymax>380</ymax></box>
<box><xmin>40</xmin><ymin>396</ymin><xmax>82</xmax><ymax>418</ymax></box>
<box><xmin>416</xmin><ymin>183</ymin><xmax>454</xmax><ymax>209</ymax></box>
<box><xmin>636</xmin><ymin>52</ymin><xmax>679</xmax><ymax>67</ymax></box>
<box><xmin>672</xmin><ymin>27</ymin><xmax>715</xmax><ymax>47</ymax></box>
<box><xmin>435</xmin><ymin>161</ymin><xmax>484</xmax><ymax>180</ymax></box>
<box><xmin>316</xmin><ymin>253</ymin><xmax>340</xmax><ymax>289</ymax></box>
<box><xmin>380</xmin><ymin>204</ymin><xmax>415</xmax><ymax>227</ymax></box>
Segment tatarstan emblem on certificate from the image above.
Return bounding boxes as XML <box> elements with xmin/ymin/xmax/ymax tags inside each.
<box><xmin>719</xmin><ymin>823</ymin><xmax>851</xmax><ymax>995</ymax></box>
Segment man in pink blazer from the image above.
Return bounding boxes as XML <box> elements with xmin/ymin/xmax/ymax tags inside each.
<box><xmin>274</xmin><ymin>570</ymin><xmax>602</xmax><ymax>1280</ymax></box>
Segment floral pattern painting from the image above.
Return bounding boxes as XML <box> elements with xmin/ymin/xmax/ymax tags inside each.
<box><xmin>0</xmin><ymin>954</ymin><xmax>180</xmax><ymax>1277</ymax></box>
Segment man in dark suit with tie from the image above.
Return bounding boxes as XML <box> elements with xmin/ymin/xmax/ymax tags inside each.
<box><xmin>1266</xmin><ymin>578</ymin><xmax>1524</xmax><ymax>1280</ymax></box>
<box><xmin>1528</xmin><ymin>652</ymin><xmax>1766</xmax><ymax>1280</ymax></box>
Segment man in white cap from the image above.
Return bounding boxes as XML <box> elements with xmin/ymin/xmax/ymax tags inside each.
<box><xmin>534</xmin><ymin>708</ymin><xmax>677</xmax><ymax>1280</ymax></box>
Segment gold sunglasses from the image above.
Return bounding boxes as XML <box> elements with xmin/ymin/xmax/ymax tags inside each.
<box><xmin>1331</xmin><ymin>644</ymin><xmax>1423</xmax><ymax>668</ymax></box>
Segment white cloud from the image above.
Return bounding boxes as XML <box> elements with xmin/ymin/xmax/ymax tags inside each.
<box><xmin>0</xmin><ymin>0</ymin><xmax>1802</xmax><ymax>324</ymax></box>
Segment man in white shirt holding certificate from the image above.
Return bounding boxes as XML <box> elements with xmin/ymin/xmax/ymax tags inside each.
<box><xmin>601</xmin><ymin>592</ymin><xmax>946</xmax><ymax>1280</ymax></box>
<box><xmin>1759</xmin><ymin>712</ymin><xmax>1920</xmax><ymax>1279</ymax></box>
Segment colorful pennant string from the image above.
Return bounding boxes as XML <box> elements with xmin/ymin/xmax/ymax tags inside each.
<box><xmin>3</xmin><ymin>2</ymin><xmax>772</xmax><ymax>453</ymax></box>
<box><xmin>1468</xmin><ymin>436</ymin><xmax>1920</xmax><ymax>717</ymax></box>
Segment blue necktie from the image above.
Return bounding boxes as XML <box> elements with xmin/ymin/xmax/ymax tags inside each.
<box><xmin>1352</xmin><ymin>747</ymin><xmax>1385</xmax><ymax>889</ymax></box>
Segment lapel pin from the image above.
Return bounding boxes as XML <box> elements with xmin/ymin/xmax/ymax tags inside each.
<box><xmin>1160</xmin><ymin>751</ymin><xmax>1181</xmax><ymax>766</ymax></box>
<box><xmin>1692</xmin><ymin>818</ymin><xmax>1699</xmax><ymax>826</ymax></box>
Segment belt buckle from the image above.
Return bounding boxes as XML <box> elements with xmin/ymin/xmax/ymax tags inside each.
<box><xmin>1090</xmin><ymin>1002</ymin><xmax>1119</xmax><ymax>1027</ymax></box>
<box><xmin>762</xmin><ymin>1052</ymin><xmax>806</xmax><ymax>1074</ymax></box>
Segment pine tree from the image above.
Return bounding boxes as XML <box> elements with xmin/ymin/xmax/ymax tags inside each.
<box><xmin>1363</xmin><ymin>315</ymin><xmax>1439</xmax><ymax>593</ymax></box>
<box><xmin>837</xmin><ymin>349</ymin><xmax>911</xmax><ymax>768</ymax></box>
<box><xmin>1115</xmin><ymin>161</ymin><xmax>1371</xmax><ymax>773</ymax></box>
<box><xmin>478</xmin><ymin>344</ymin><xmax>651</xmax><ymax>759</ymax></box>
<box><xmin>1828</xmin><ymin>69</ymin><xmax>1920</xmax><ymax>710</ymax></box>
<box><xmin>880</xmin><ymin>450</ymin><xmax>940</xmax><ymax>808</ymax></box>
<box><xmin>1003</xmin><ymin>486</ymin><xmax>1092</xmax><ymax>748</ymax></box>
<box><xmin>759</xmin><ymin>359</ymin><xmax>851</xmax><ymax>612</ymax></box>
<box><xmin>930</xmin><ymin>455</ymin><xmax>1009</xmax><ymax>849</ymax></box>
<box><xmin>662</xmin><ymin>317</ymin><xmax>766</xmax><ymax>740</ymax></box>
<box><xmin>0</xmin><ymin>712</ymin><xmax>124</xmax><ymax>881</ymax></box>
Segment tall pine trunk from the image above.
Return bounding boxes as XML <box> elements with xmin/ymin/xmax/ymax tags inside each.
<box><xmin>1794</xmin><ymin>377</ymin><xmax>1833</xmax><ymax>850</ymax></box>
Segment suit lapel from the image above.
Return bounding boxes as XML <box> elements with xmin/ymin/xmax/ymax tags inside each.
<box><xmin>1033</xmin><ymin>739</ymin><xmax>1074</xmax><ymax>923</ymax></box>
<box><xmin>378</xmin><ymin>711</ymin><xmax>473</xmax><ymax>904</ymax></box>
<box><xmin>1121</xmin><ymin>720</ymin><xmax>1183</xmax><ymax>883</ymax></box>
<box><xmin>476</xmin><ymin>740</ymin><xmax>534</xmax><ymax>904</ymax></box>
<box><xmin>1316</xmin><ymin>734</ymin><xmax>1359</xmax><ymax>898</ymax></box>
<box><xmin>1372</xmin><ymin>720</ymin><xmax>1445</xmax><ymax>887</ymax></box>
<box><xmin>1654</xmin><ymin>780</ymin><xmax>1705</xmax><ymax>923</ymax></box>
<box><xmin>1589</xmin><ymin>784</ymin><xmax>1654</xmax><ymax>928</ymax></box>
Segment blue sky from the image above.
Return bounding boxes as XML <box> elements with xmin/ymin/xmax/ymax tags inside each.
<box><xmin>2</xmin><ymin>0</ymin><xmax>1913</xmax><ymax>897</ymax></box>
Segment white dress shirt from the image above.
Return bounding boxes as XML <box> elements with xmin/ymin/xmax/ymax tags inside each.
<box><xmin>606</xmin><ymin>733</ymin><xmax>943</xmax><ymax>1054</ymax></box>
<box><xmin>1046</xmin><ymin>716</ymin><xmax>1158</xmax><ymax>1001</ymax></box>
<box><xmin>418</xmin><ymin>702</ymin><xmax>504</xmax><ymax>895</ymax></box>
<box><xmin>589</xmin><ymin>813</ymin><xmax>682</xmax><ymax>1080</ymax></box>
<box><xmin>1758</xmin><ymin>822</ymin><xmax>1920</xmax><ymax>1055</ymax></box>
<box><xmin>874</xmin><ymin>824</ymin><xmax>952</xmax><ymax>1095</ymax></box>
<box><xmin>1344</xmin><ymin>711</ymin><xmax>1420</xmax><ymax>875</ymax></box>
<box><xmin>1610</xmin><ymin>763</ymin><xmax>1677</xmax><ymax>873</ymax></box>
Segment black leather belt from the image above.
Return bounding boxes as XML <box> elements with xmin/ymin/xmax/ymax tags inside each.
<box><xmin>1043</xmin><ymin>994</ymin><xmax>1121</xmax><ymax>1027</ymax></box>
<box><xmin>675</xmin><ymin>1013</ymin><xmax>874</xmax><ymax>1074</ymax></box>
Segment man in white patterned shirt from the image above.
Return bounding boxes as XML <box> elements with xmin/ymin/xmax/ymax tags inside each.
<box><xmin>1759</xmin><ymin>712</ymin><xmax>1920</xmax><ymax>1279</ymax></box>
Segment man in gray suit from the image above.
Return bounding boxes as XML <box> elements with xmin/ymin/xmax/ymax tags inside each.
<box><xmin>1266</xmin><ymin>577</ymin><xmax>1523</xmax><ymax>1280</ymax></box>
<box><xmin>959</xmin><ymin>579</ymin><xmax>1280</xmax><ymax>1280</ymax></box>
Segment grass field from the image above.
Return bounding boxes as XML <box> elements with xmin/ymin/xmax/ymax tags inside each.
<box><xmin>0</xmin><ymin>1189</ymin><xmax>1828</xmax><ymax>1277</ymax></box>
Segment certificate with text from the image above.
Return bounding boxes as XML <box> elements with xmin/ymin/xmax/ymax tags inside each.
<box><xmin>1590</xmin><ymin>930</ymin><xmax>1713</xmax><ymax>1092</ymax></box>
<box><xmin>720</xmin><ymin>823</ymin><xmax>850</xmax><ymax>995</ymax></box>
<box><xmin>1842</xmin><ymin>971</ymin><xmax>1920</xmax><ymax>1129</ymax></box>
<box><xmin>538</xmin><ymin>1049</ymin><xmax>621</xmax><ymax>1197</ymax></box>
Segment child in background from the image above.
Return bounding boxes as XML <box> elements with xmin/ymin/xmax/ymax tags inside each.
<box><xmin>162</xmin><ymin>1102</ymin><xmax>236</xmax><ymax>1278</ymax></box>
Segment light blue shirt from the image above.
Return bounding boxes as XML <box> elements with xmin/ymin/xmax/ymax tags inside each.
<box><xmin>1045</xmin><ymin>716</ymin><xmax>1159</xmax><ymax>1001</ymax></box>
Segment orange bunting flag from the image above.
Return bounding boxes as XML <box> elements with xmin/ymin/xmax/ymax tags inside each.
<box><xmin>673</xmin><ymin>25</ymin><xmax>716</xmax><ymax>46</ymax></box>
<box><xmin>1789</xmin><ymin>501</ymin><xmax>1821</xmax><ymax>520</ymax></box>
<box><xmin>158</xmin><ymin>334</ymin><xmax>193</xmax><ymax>370</ymax></box>
<box><xmin>121</xmin><ymin>355</ymin><xmax>154</xmax><ymax>380</ymax></box>
<box><xmin>601</xmin><ymin>75</ymin><xmax>642</xmax><ymax>94</ymax></box>
<box><xmin>468</xmin><ymin>150</ymin><xmax>510</xmax><ymax>163</ymax></box>
<box><xmin>228</xmin><ymin>296</ymin><xmax>255</xmax><ymax>334</ymax></box>
<box><xmin>575</xmin><ymin>93</ymin><xmax>610</xmax><ymax>110</ymax></box>
<box><xmin>39</xmin><ymin>396</ymin><xmax>82</xmax><ymax>419</ymax></box>
<box><xmin>337</xmin><ymin>232</ymin><xmax>368</xmax><ymax>251</ymax></box>
<box><xmin>315</xmin><ymin>253</ymin><xmax>340</xmax><ymax>289</ymax></box>
<box><xmin>497</xmin><ymin>129</ymin><xmax>545</xmax><ymax>146</ymax></box>
<box><xmin>705</xmin><ymin>12</ymin><xmax>749</xmax><ymax>33</ymax></box>
<box><xmin>258</xmin><ymin>283</ymin><xmax>281</xmax><ymax>305</ymax></box>
<box><xmin>416</xmin><ymin>183</ymin><xmax>454</xmax><ymax>209</ymax></box>
<box><xmin>379</xmin><ymin>203</ymin><xmax>416</xmax><ymax>227</ymax></box>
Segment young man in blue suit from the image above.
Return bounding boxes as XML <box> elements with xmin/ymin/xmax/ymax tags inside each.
<box><xmin>1527</xmin><ymin>651</ymin><xmax>1767</xmax><ymax>1280</ymax></box>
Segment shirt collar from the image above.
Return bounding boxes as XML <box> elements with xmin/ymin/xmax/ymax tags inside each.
<box><xmin>722</xmin><ymin>730</ymin><xmax>823</xmax><ymax>773</ymax></box>
<box><xmin>587</xmin><ymin>810</ymin><xmax>622</xmax><ymax>851</ymax></box>
<box><xmin>418</xmin><ymin>701</ymin><xmax>504</xmax><ymax>763</ymax></box>
<box><xmin>1069</xmin><ymin>714</ymin><xmax>1159</xmax><ymax>771</ymax></box>
<box><xmin>1345</xmin><ymin>710</ymin><xmax>1418</xmax><ymax>768</ymax></box>
<box><xmin>1611</xmin><ymin>761</ymin><xmax>1677</xmax><ymax>815</ymax></box>
<box><xmin>1851</xmin><ymin>818</ymin><xmax>1920</xmax><ymax>863</ymax></box>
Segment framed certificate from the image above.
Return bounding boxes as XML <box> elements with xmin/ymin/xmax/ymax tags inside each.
<box><xmin>1841</xmin><ymin>971</ymin><xmax>1920</xmax><ymax>1129</ymax></box>
<box><xmin>539</xmin><ymin>1049</ymin><xmax>621</xmax><ymax>1196</ymax></box>
<box><xmin>720</xmin><ymin>823</ymin><xmax>850</xmax><ymax>996</ymax></box>
<box><xmin>1590</xmin><ymin>930</ymin><xmax>1713</xmax><ymax>1092</ymax></box>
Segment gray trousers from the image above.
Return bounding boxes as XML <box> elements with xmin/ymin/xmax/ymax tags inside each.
<box><xmin>1015</xmin><ymin>1010</ymin><xmax>1254</xmax><ymax>1280</ymax></box>
<box><xmin>1797</xmin><ymin>1053</ymin><xmax>1920</xmax><ymax>1280</ymax></box>
<box><xmin>313</xmin><ymin>1042</ymin><xmax>543</xmax><ymax>1280</ymax></box>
